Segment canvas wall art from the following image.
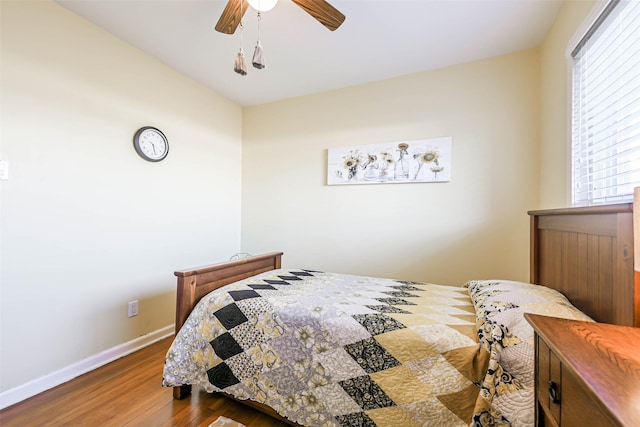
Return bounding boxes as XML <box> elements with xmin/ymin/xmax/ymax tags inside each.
<box><xmin>327</xmin><ymin>137</ymin><xmax>452</xmax><ymax>185</ymax></box>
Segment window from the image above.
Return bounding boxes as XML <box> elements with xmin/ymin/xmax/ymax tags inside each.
<box><xmin>571</xmin><ymin>0</ymin><xmax>640</xmax><ymax>206</ymax></box>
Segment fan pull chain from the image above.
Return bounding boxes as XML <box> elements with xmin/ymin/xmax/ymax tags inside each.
<box><xmin>252</xmin><ymin>11</ymin><xmax>266</xmax><ymax>69</ymax></box>
<box><xmin>234</xmin><ymin>3</ymin><xmax>248</xmax><ymax>75</ymax></box>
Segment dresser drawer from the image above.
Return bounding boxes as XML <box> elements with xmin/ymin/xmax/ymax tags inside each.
<box><xmin>536</xmin><ymin>336</ymin><xmax>561</xmax><ymax>426</ymax></box>
<box><xmin>560</xmin><ymin>366</ymin><xmax>615</xmax><ymax>426</ymax></box>
<box><xmin>536</xmin><ymin>334</ymin><xmax>618</xmax><ymax>427</ymax></box>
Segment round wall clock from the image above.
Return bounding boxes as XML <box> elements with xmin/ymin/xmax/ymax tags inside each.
<box><xmin>133</xmin><ymin>126</ymin><xmax>169</xmax><ymax>162</ymax></box>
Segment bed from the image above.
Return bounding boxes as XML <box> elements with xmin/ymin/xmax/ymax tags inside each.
<box><xmin>162</xmin><ymin>204</ymin><xmax>638</xmax><ymax>426</ymax></box>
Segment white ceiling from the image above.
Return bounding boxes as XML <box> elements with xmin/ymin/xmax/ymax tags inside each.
<box><xmin>55</xmin><ymin>0</ymin><xmax>564</xmax><ymax>106</ymax></box>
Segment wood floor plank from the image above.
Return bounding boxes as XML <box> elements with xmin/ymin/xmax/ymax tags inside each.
<box><xmin>0</xmin><ymin>337</ymin><xmax>288</xmax><ymax>427</ymax></box>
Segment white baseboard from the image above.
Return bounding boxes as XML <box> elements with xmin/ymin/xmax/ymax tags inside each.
<box><xmin>0</xmin><ymin>324</ymin><xmax>174</xmax><ymax>411</ymax></box>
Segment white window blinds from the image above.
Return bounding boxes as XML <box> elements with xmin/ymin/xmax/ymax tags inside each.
<box><xmin>571</xmin><ymin>0</ymin><xmax>640</xmax><ymax>206</ymax></box>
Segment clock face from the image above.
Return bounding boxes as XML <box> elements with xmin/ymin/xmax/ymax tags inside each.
<box><xmin>133</xmin><ymin>127</ymin><xmax>168</xmax><ymax>162</ymax></box>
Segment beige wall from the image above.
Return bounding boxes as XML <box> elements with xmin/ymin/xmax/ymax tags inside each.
<box><xmin>1</xmin><ymin>0</ymin><xmax>597</xmax><ymax>405</ymax></box>
<box><xmin>539</xmin><ymin>0</ymin><xmax>597</xmax><ymax>208</ymax></box>
<box><xmin>241</xmin><ymin>49</ymin><xmax>541</xmax><ymax>286</ymax></box>
<box><xmin>0</xmin><ymin>1</ymin><xmax>242</xmax><ymax>393</ymax></box>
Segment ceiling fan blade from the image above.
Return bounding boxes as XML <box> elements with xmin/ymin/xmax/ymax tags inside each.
<box><xmin>215</xmin><ymin>0</ymin><xmax>250</xmax><ymax>34</ymax></box>
<box><xmin>291</xmin><ymin>0</ymin><xmax>345</xmax><ymax>31</ymax></box>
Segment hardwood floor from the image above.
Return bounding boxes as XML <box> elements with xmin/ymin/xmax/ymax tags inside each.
<box><xmin>0</xmin><ymin>337</ymin><xmax>288</xmax><ymax>427</ymax></box>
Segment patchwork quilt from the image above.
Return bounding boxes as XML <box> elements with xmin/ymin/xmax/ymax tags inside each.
<box><xmin>163</xmin><ymin>269</ymin><xmax>491</xmax><ymax>426</ymax></box>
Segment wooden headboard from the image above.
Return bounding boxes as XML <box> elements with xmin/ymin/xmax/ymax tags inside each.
<box><xmin>529</xmin><ymin>203</ymin><xmax>638</xmax><ymax>327</ymax></box>
<box><xmin>174</xmin><ymin>252</ymin><xmax>283</xmax><ymax>336</ymax></box>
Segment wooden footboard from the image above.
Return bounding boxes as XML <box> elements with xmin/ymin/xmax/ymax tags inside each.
<box><xmin>172</xmin><ymin>252</ymin><xmax>283</xmax><ymax>400</ymax></box>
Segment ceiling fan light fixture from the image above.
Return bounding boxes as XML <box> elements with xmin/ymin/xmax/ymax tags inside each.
<box><xmin>247</xmin><ymin>0</ymin><xmax>278</xmax><ymax>12</ymax></box>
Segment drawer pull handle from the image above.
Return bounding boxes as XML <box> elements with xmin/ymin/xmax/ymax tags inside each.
<box><xmin>548</xmin><ymin>381</ymin><xmax>560</xmax><ymax>404</ymax></box>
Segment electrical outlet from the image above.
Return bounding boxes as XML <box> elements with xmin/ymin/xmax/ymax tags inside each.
<box><xmin>128</xmin><ymin>300</ymin><xmax>139</xmax><ymax>318</ymax></box>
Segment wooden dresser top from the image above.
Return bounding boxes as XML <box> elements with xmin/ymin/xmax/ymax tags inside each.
<box><xmin>525</xmin><ymin>313</ymin><xmax>640</xmax><ymax>427</ymax></box>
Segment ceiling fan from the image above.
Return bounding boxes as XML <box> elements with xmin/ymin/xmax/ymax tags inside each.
<box><xmin>215</xmin><ymin>0</ymin><xmax>346</xmax><ymax>34</ymax></box>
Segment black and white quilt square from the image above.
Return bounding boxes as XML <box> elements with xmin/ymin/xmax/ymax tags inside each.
<box><xmin>393</xmin><ymin>280</ymin><xmax>426</xmax><ymax>288</ymax></box>
<box><xmin>375</xmin><ymin>297</ymin><xmax>416</xmax><ymax>306</ymax></box>
<box><xmin>227</xmin><ymin>289</ymin><xmax>261</xmax><ymax>301</ymax></box>
<box><xmin>278</xmin><ymin>275</ymin><xmax>303</xmax><ymax>281</ymax></box>
<box><xmin>344</xmin><ymin>337</ymin><xmax>401</xmax><ymax>373</ymax></box>
<box><xmin>352</xmin><ymin>313</ymin><xmax>406</xmax><ymax>336</ymax></box>
<box><xmin>365</xmin><ymin>305</ymin><xmax>411</xmax><ymax>314</ymax></box>
<box><xmin>248</xmin><ymin>284</ymin><xmax>277</xmax><ymax>290</ymax></box>
<box><xmin>235</xmin><ymin>297</ymin><xmax>275</xmax><ymax>323</ymax></box>
<box><xmin>335</xmin><ymin>412</ymin><xmax>377</xmax><ymax>427</ymax></box>
<box><xmin>207</xmin><ymin>362</ymin><xmax>240</xmax><ymax>389</ymax></box>
<box><xmin>214</xmin><ymin>303</ymin><xmax>248</xmax><ymax>330</ymax></box>
<box><xmin>390</xmin><ymin>284</ymin><xmax>424</xmax><ymax>291</ymax></box>
<box><xmin>210</xmin><ymin>332</ymin><xmax>244</xmax><ymax>360</ymax></box>
<box><xmin>338</xmin><ymin>375</ymin><xmax>396</xmax><ymax>411</ymax></box>
<box><xmin>225</xmin><ymin>351</ymin><xmax>262</xmax><ymax>382</ymax></box>
<box><xmin>264</xmin><ymin>279</ymin><xmax>292</xmax><ymax>285</ymax></box>
<box><xmin>290</xmin><ymin>271</ymin><xmax>314</xmax><ymax>277</ymax></box>
<box><xmin>382</xmin><ymin>290</ymin><xmax>420</xmax><ymax>298</ymax></box>
<box><xmin>229</xmin><ymin>320</ymin><xmax>267</xmax><ymax>350</ymax></box>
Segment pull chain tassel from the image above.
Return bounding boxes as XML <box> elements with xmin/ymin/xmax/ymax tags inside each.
<box><xmin>234</xmin><ymin>16</ymin><xmax>247</xmax><ymax>76</ymax></box>
<box><xmin>234</xmin><ymin>48</ymin><xmax>247</xmax><ymax>75</ymax></box>
<box><xmin>252</xmin><ymin>40</ymin><xmax>265</xmax><ymax>69</ymax></box>
<box><xmin>252</xmin><ymin>11</ymin><xmax>265</xmax><ymax>69</ymax></box>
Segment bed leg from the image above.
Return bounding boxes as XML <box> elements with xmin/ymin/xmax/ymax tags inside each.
<box><xmin>173</xmin><ymin>385</ymin><xmax>192</xmax><ymax>399</ymax></box>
